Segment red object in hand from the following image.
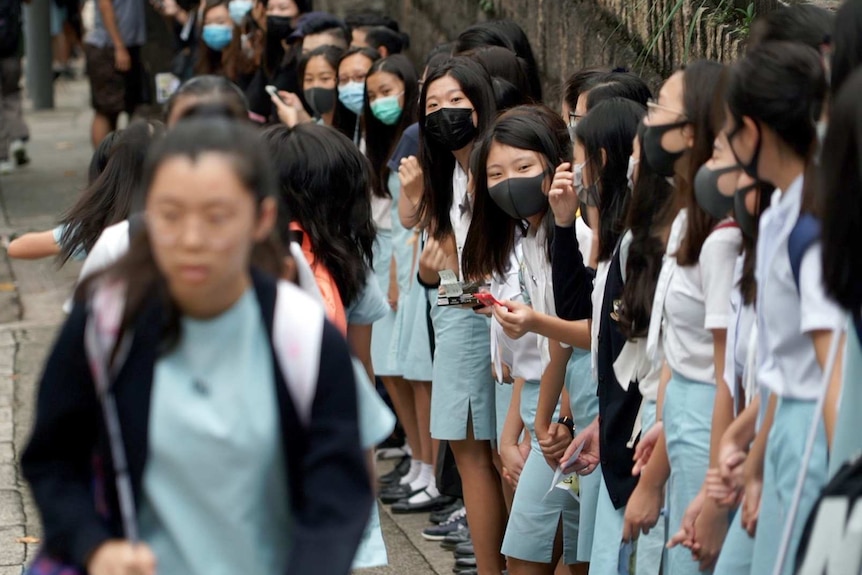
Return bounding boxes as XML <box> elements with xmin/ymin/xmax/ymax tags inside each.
<box><xmin>476</xmin><ymin>292</ymin><xmax>504</xmax><ymax>308</ymax></box>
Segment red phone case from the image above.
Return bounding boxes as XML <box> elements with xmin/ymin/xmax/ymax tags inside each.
<box><xmin>476</xmin><ymin>292</ymin><xmax>502</xmax><ymax>307</ymax></box>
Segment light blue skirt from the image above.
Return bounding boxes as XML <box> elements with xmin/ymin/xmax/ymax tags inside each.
<box><xmin>587</xmin><ymin>469</ymin><xmax>625</xmax><ymax>573</ymax></box>
<box><xmin>830</xmin><ymin>318</ymin><xmax>862</xmax><ymax>477</ymax></box>
<box><xmin>663</xmin><ymin>372</ymin><xmax>716</xmax><ymax>575</ymax></box>
<box><xmin>564</xmin><ymin>349</ymin><xmax>600</xmax><ymax>562</ymax></box>
<box><xmin>395</xmin><ymin>274</ymin><xmax>433</xmax><ymax>382</ymax></box>
<box><xmin>494</xmin><ymin>381</ymin><xmax>514</xmax><ymax>448</ymax></box>
<box><xmin>428</xmin><ymin>293</ymin><xmax>495</xmax><ymax>441</ymax></box>
<box><xmin>635</xmin><ymin>400</ymin><xmax>665</xmax><ymax>574</ymax></box>
<box><xmin>370</xmin><ymin>229</ymin><xmax>399</xmax><ymax>376</ymax></box>
<box><xmin>502</xmin><ymin>380</ymin><xmax>580</xmax><ymax>564</ymax></box>
<box><xmin>713</xmin><ymin>509</ymin><xmax>753</xmax><ymax>575</ymax></box>
<box><xmin>750</xmin><ymin>397</ymin><xmax>829</xmax><ymax>575</ymax></box>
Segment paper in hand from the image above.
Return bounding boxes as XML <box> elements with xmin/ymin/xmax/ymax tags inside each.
<box><xmin>544</xmin><ymin>440</ymin><xmax>585</xmax><ymax>500</ymax></box>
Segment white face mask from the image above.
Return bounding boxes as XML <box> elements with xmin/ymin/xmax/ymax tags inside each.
<box><xmin>627</xmin><ymin>156</ymin><xmax>639</xmax><ymax>190</ymax></box>
<box><xmin>814</xmin><ymin>119</ymin><xmax>828</xmax><ymax>165</ymax></box>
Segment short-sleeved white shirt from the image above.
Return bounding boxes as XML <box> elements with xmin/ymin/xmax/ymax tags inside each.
<box><xmin>521</xmin><ymin>223</ymin><xmax>556</xmax><ymax>371</ymax></box>
<box><xmin>724</xmin><ymin>255</ymin><xmax>756</xmax><ymax>403</ymax></box>
<box><xmin>647</xmin><ymin>209</ymin><xmax>742</xmax><ymax>383</ymax></box>
<box><xmin>490</xmin><ymin>243</ymin><xmax>542</xmax><ymax>382</ymax></box>
<box><xmin>449</xmin><ymin>163</ymin><xmax>470</xmax><ymax>281</ymax></box>
<box><xmin>78</xmin><ymin>219</ymin><xmax>131</xmax><ymax>282</ymax></box>
<box><xmin>755</xmin><ymin>176</ymin><xmax>844</xmax><ymax>399</ymax></box>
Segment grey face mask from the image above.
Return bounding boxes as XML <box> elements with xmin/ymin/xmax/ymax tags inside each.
<box><xmin>734</xmin><ymin>183</ymin><xmax>762</xmax><ymax>239</ymax></box>
<box><xmin>694</xmin><ymin>164</ymin><xmax>739</xmax><ymax>220</ymax></box>
<box><xmin>573</xmin><ymin>162</ymin><xmax>598</xmax><ymax>207</ymax></box>
<box><xmin>487</xmin><ymin>172</ymin><xmax>549</xmax><ymax>220</ymax></box>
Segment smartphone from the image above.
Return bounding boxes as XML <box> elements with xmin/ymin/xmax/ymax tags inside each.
<box><xmin>265</xmin><ymin>85</ymin><xmax>285</xmax><ymax>105</ymax></box>
<box><xmin>475</xmin><ymin>292</ymin><xmax>503</xmax><ymax>308</ymax></box>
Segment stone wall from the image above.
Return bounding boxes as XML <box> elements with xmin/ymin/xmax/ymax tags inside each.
<box><xmin>314</xmin><ymin>0</ymin><xmax>761</xmax><ymax>102</ymax></box>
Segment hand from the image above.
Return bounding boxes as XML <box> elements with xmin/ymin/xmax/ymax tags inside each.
<box><xmin>272</xmin><ymin>91</ymin><xmax>311</xmax><ymax>127</ymax></box>
<box><xmin>537</xmin><ymin>423</ymin><xmax>572</xmax><ymax>468</ymax></box>
<box><xmin>632</xmin><ymin>421</ymin><xmax>663</xmax><ymax>476</ymax></box>
<box><xmin>398</xmin><ymin>156</ymin><xmax>423</xmax><ymax>206</ymax></box>
<box><xmin>667</xmin><ymin>488</ymin><xmax>705</xmax><ymax>551</ymax></box>
<box><xmin>490</xmin><ymin>362</ymin><xmax>512</xmax><ymax>384</ymax></box>
<box><xmin>152</xmin><ymin>0</ymin><xmax>178</xmax><ymax>16</ymax></box>
<box><xmin>562</xmin><ymin>418</ymin><xmax>600</xmax><ymax>475</ymax></box>
<box><xmin>114</xmin><ymin>45</ymin><xmax>131</xmax><ymax>72</ymax></box>
<box><xmin>547</xmin><ymin>162</ymin><xmax>579</xmax><ymax>227</ymax></box>
<box><xmin>492</xmin><ymin>299</ymin><xmax>536</xmax><ymax>340</ymax></box>
<box><xmin>690</xmin><ymin>499</ymin><xmax>729</xmax><ymax>571</ymax></box>
<box><xmin>500</xmin><ymin>442</ymin><xmax>528</xmax><ymax>489</ymax></box>
<box><xmin>622</xmin><ymin>479</ymin><xmax>663</xmax><ymax>541</ymax></box>
<box><xmin>387</xmin><ymin>279</ymin><xmax>398</xmax><ymax>311</ymax></box>
<box><xmin>88</xmin><ymin>540</ymin><xmax>157</xmax><ymax>575</ymax></box>
<box><xmin>418</xmin><ymin>236</ymin><xmax>450</xmax><ymax>286</ymax></box>
<box><xmin>704</xmin><ymin>466</ymin><xmax>742</xmax><ymax>509</ymax></box>
<box><xmin>741</xmin><ymin>475</ymin><xmax>762</xmax><ymax>537</ymax></box>
<box><xmin>717</xmin><ymin>439</ymin><xmax>747</xmax><ymax>496</ymax></box>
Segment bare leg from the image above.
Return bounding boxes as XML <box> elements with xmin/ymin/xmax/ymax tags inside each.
<box><xmin>413</xmin><ymin>380</ymin><xmax>434</xmax><ymax>465</ymax></box>
<box><xmin>381</xmin><ymin>376</ymin><xmax>418</xmax><ymax>457</ymax></box>
<box><xmin>91</xmin><ymin>112</ymin><xmax>116</xmax><ymax>149</ymax></box>
<box><xmin>450</xmin><ymin>419</ymin><xmax>507</xmax><ymax>575</ymax></box>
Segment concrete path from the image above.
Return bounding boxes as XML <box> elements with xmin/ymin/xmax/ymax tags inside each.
<box><xmin>0</xmin><ymin>73</ymin><xmax>456</xmax><ymax>574</ymax></box>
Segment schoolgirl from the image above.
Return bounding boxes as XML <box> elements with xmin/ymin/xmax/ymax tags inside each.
<box><xmin>725</xmin><ymin>42</ymin><xmax>843</xmax><ymax>575</ymax></box>
<box><xmin>195</xmin><ymin>0</ymin><xmax>255</xmax><ymax>82</ymax></box>
<box><xmin>415</xmin><ymin>56</ymin><xmax>506</xmax><ymax>574</ymax></box>
<box><xmin>546</xmin><ymin>98</ymin><xmax>649</xmax><ymax>573</ymax></box>
<box><xmin>336</xmin><ymin>46</ymin><xmax>381</xmax><ymax>145</ymax></box>
<box><xmin>461</xmin><ymin>105</ymin><xmax>587</xmax><ymax>574</ymax></box>
<box><xmin>22</xmin><ymin>119</ymin><xmax>371</xmax><ymax>575</ymax></box>
<box><xmin>622</xmin><ymin>59</ymin><xmax>733</xmax><ymax>575</ymax></box>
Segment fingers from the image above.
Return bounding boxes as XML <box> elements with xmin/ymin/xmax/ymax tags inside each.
<box><xmin>667</xmin><ymin>526</ymin><xmax>693</xmax><ymax>549</ymax></box>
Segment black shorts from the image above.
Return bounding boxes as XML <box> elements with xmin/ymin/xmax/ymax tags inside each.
<box><xmin>84</xmin><ymin>43</ymin><xmax>146</xmax><ymax>116</ymax></box>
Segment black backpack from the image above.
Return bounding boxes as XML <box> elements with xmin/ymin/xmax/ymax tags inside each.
<box><xmin>0</xmin><ymin>0</ymin><xmax>21</xmax><ymax>58</ymax></box>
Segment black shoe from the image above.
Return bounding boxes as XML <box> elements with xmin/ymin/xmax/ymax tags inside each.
<box><xmin>422</xmin><ymin>515</ymin><xmax>467</xmax><ymax>541</ymax></box>
<box><xmin>391</xmin><ymin>492</ymin><xmax>455</xmax><ymax>514</ymax></box>
<box><xmin>441</xmin><ymin>527</ymin><xmax>471</xmax><ymax>550</ymax></box>
<box><xmin>452</xmin><ymin>569</ymin><xmax>477</xmax><ymax>575</ymax></box>
<box><xmin>455</xmin><ymin>556</ymin><xmax>477</xmax><ymax>569</ymax></box>
<box><xmin>379</xmin><ymin>483</ymin><xmax>423</xmax><ymax>504</ymax></box>
<box><xmin>378</xmin><ymin>455</ymin><xmax>411</xmax><ymax>486</ymax></box>
<box><xmin>430</xmin><ymin>499</ymin><xmax>464</xmax><ymax>524</ymax></box>
<box><xmin>454</xmin><ymin>542</ymin><xmax>474</xmax><ymax>558</ymax></box>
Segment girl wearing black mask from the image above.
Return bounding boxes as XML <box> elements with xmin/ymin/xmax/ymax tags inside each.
<box><xmin>415</xmin><ymin>57</ymin><xmax>505</xmax><ymax>575</ymax></box>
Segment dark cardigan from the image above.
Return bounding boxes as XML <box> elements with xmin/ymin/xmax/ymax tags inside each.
<box><xmin>21</xmin><ymin>271</ymin><xmax>372</xmax><ymax>574</ymax></box>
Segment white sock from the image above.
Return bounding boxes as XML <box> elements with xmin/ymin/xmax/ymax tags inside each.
<box><xmin>399</xmin><ymin>460</ymin><xmax>422</xmax><ymax>486</ymax></box>
<box><xmin>407</xmin><ymin>476</ymin><xmax>440</xmax><ymax>503</ymax></box>
<box><xmin>409</xmin><ymin>462</ymin><xmax>434</xmax><ymax>492</ymax></box>
<box><xmin>404</xmin><ymin>444</ymin><xmax>413</xmax><ymax>457</ymax></box>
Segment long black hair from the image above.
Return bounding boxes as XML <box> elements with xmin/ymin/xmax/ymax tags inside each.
<box><xmin>747</xmin><ymin>3</ymin><xmax>833</xmax><ymax>54</ymax></box>
<box><xmin>617</xmin><ymin>122</ymin><xmax>675</xmax><ymax>339</ymax></box>
<box><xmin>84</xmin><ymin>119</ymin><xmax>283</xmax><ymax>347</ymax></box>
<box><xmin>262</xmin><ymin>123</ymin><xmax>375</xmax><ymax>307</ymax></box>
<box><xmin>820</xmin><ymin>67</ymin><xmax>862</xmax><ymax>311</ymax></box>
<box><xmin>831</xmin><ymin>0</ymin><xmax>862</xmax><ymax>95</ymax></box>
<box><xmin>462</xmin><ymin>105</ymin><xmax>569</xmax><ymax>281</ymax></box>
<box><xmin>455</xmin><ymin>20</ymin><xmax>542</xmax><ymax>102</ymax></box>
<box><xmin>575</xmin><ymin>97</ymin><xmax>645</xmax><ymax>262</ymax></box>
<box><xmin>59</xmin><ymin>121</ymin><xmax>165</xmax><ymax>264</ymax></box>
<box><xmin>673</xmin><ymin>60</ymin><xmax>726</xmax><ymax>267</ymax></box>
<box><xmin>461</xmin><ymin>45</ymin><xmax>533</xmax><ymax>111</ymax></box>
<box><xmin>165</xmin><ymin>74</ymin><xmax>249</xmax><ymax>124</ymax></box>
<box><xmin>418</xmin><ymin>57</ymin><xmax>497</xmax><ymax>239</ymax></box>
<box><xmin>363</xmin><ymin>54</ymin><xmax>419</xmax><ymax>199</ymax></box>
<box><xmin>585</xmin><ymin>72</ymin><xmax>652</xmax><ymax>109</ymax></box>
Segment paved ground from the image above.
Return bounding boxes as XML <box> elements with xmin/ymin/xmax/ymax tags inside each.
<box><xmin>0</xmin><ymin>73</ymin><xmax>457</xmax><ymax>574</ymax></box>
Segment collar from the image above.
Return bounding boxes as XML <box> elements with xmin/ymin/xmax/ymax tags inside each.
<box><xmin>775</xmin><ymin>174</ymin><xmax>804</xmax><ymax>216</ymax></box>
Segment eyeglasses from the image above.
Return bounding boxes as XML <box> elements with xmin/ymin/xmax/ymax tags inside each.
<box><xmin>568</xmin><ymin>111</ymin><xmax>583</xmax><ymax>128</ymax></box>
<box><xmin>647</xmin><ymin>98</ymin><xmax>686</xmax><ymax>119</ymax></box>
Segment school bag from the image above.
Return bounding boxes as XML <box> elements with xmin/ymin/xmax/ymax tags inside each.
<box><xmin>788</xmin><ymin>213</ymin><xmax>821</xmax><ymax>292</ymax></box>
<box><xmin>0</xmin><ymin>0</ymin><xmax>21</xmax><ymax>58</ymax></box>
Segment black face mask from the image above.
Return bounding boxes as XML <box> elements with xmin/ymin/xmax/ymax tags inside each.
<box><xmin>734</xmin><ymin>183</ymin><xmax>761</xmax><ymax>239</ymax></box>
<box><xmin>729</xmin><ymin>122</ymin><xmax>762</xmax><ymax>180</ymax></box>
<box><xmin>266</xmin><ymin>15</ymin><xmax>294</xmax><ymax>41</ymax></box>
<box><xmin>424</xmin><ymin>108</ymin><xmax>478</xmax><ymax>151</ymax></box>
<box><xmin>304</xmin><ymin>87</ymin><xmax>336</xmax><ymax>117</ymax></box>
<box><xmin>643</xmin><ymin>121</ymin><xmax>689</xmax><ymax>177</ymax></box>
<box><xmin>487</xmin><ymin>173</ymin><xmax>549</xmax><ymax>220</ymax></box>
<box><xmin>694</xmin><ymin>164</ymin><xmax>739</xmax><ymax>220</ymax></box>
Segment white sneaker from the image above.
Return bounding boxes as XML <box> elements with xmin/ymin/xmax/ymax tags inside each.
<box><xmin>0</xmin><ymin>160</ymin><xmax>14</xmax><ymax>175</ymax></box>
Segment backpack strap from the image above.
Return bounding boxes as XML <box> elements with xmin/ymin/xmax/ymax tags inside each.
<box><xmin>788</xmin><ymin>214</ymin><xmax>822</xmax><ymax>293</ymax></box>
<box><xmin>272</xmin><ymin>280</ymin><xmax>325</xmax><ymax>427</ymax></box>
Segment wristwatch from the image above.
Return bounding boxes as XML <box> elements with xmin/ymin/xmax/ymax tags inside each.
<box><xmin>557</xmin><ymin>416</ymin><xmax>575</xmax><ymax>438</ymax></box>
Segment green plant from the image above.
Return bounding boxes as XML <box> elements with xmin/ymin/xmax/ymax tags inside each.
<box><xmin>478</xmin><ymin>0</ymin><xmax>494</xmax><ymax>15</ymax></box>
<box><xmin>735</xmin><ymin>2</ymin><xmax>756</xmax><ymax>36</ymax></box>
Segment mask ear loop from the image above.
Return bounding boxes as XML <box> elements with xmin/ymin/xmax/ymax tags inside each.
<box><xmin>728</xmin><ymin>117</ymin><xmax>762</xmax><ymax>178</ymax></box>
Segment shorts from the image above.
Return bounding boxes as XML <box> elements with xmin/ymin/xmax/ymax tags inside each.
<box><xmin>84</xmin><ymin>43</ymin><xmax>145</xmax><ymax>116</ymax></box>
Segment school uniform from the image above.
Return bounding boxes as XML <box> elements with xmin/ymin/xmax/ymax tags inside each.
<box><xmin>370</xmin><ymin>192</ymin><xmax>399</xmax><ymax>376</ymax></box>
<box><xmin>646</xmin><ymin>208</ymin><xmax>741</xmax><ymax>575</ymax></box>
<box><xmin>429</xmin><ymin>163</ymin><xmax>495</xmax><ymax>440</ymax></box>
<box><xmin>713</xmin><ymin>255</ymin><xmax>757</xmax><ymax>575</ymax></box>
<box><xmin>750</xmin><ymin>177</ymin><xmax>843</xmax><ymax>575</ymax></box>
<box><xmin>830</xmin><ymin>313</ymin><xmax>862</xmax><ymax>477</ymax></box>
<box><xmin>22</xmin><ymin>271</ymin><xmax>372</xmax><ymax>575</ymax></box>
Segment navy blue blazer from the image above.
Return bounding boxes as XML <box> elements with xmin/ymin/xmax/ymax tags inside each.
<box><xmin>22</xmin><ymin>271</ymin><xmax>372</xmax><ymax>574</ymax></box>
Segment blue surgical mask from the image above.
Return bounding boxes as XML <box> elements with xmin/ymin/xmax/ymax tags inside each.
<box><xmin>338</xmin><ymin>81</ymin><xmax>365</xmax><ymax>115</ymax></box>
<box><xmin>228</xmin><ymin>0</ymin><xmax>252</xmax><ymax>25</ymax></box>
<box><xmin>202</xmin><ymin>24</ymin><xmax>234</xmax><ymax>51</ymax></box>
<box><xmin>370</xmin><ymin>93</ymin><xmax>403</xmax><ymax>125</ymax></box>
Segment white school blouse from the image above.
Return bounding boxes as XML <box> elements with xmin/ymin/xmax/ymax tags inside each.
<box><xmin>647</xmin><ymin>208</ymin><xmax>742</xmax><ymax>383</ymax></box>
<box><xmin>755</xmin><ymin>176</ymin><xmax>844</xmax><ymax>400</ymax></box>
<box><xmin>724</xmin><ymin>254</ymin><xmax>757</xmax><ymax>404</ymax></box>
<box><xmin>450</xmin><ymin>162</ymin><xmax>470</xmax><ymax>281</ymax></box>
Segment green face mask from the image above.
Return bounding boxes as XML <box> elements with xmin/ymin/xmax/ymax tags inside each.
<box><xmin>370</xmin><ymin>93</ymin><xmax>403</xmax><ymax>125</ymax></box>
